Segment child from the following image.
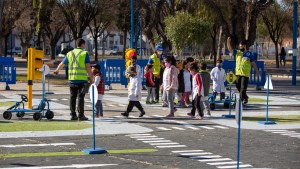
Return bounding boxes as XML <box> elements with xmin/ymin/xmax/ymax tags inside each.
<box><xmin>144</xmin><ymin>64</ymin><xmax>155</xmax><ymax>104</ymax></box>
<box><xmin>91</xmin><ymin>64</ymin><xmax>104</xmax><ymax>117</ymax></box>
<box><xmin>121</xmin><ymin>66</ymin><xmax>145</xmax><ymax>117</ymax></box>
<box><xmin>210</xmin><ymin>60</ymin><xmax>226</xmax><ymax>100</ymax></box>
<box><xmin>199</xmin><ymin>62</ymin><xmax>211</xmax><ymax>116</ymax></box>
<box><xmin>182</xmin><ymin>60</ymin><xmax>192</xmax><ymax>106</ymax></box>
<box><xmin>187</xmin><ymin>62</ymin><xmax>204</xmax><ymax>119</ymax></box>
<box><xmin>176</xmin><ymin>60</ymin><xmax>185</xmax><ymax>107</ymax></box>
<box><xmin>162</xmin><ymin>56</ymin><xmax>179</xmax><ymax>117</ymax></box>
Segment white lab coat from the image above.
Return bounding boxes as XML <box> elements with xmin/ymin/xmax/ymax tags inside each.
<box><xmin>210</xmin><ymin>67</ymin><xmax>226</xmax><ymax>93</ymax></box>
<box><xmin>128</xmin><ymin>75</ymin><xmax>142</xmax><ymax>101</ymax></box>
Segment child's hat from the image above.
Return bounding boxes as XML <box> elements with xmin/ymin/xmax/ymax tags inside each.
<box><xmin>91</xmin><ymin>64</ymin><xmax>101</xmax><ymax>70</ymax></box>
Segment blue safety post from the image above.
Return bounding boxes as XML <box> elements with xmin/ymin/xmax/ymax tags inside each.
<box><xmin>45</xmin><ymin>73</ymin><xmax>54</xmax><ymax>94</ymax></box>
<box><xmin>82</xmin><ymin>85</ymin><xmax>107</xmax><ymax>154</ymax></box>
<box><xmin>258</xmin><ymin>74</ymin><xmax>276</xmax><ymax>125</ymax></box>
<box><xmin>292</xmin><ymin>0</ymin><xmax>298</xmax><ymax>86</ymax></box>
<box><xmin>222</xmin><ymin>83</ymin><xmax>235</xmax><ymax>118</ymax></box>
<box><xmin>236</xmin><ymin>99</ymin><xmax>242</xmax><ymax>169</ymax></box>
<box><xmin>130</xmin><ymin>0</ymin><xmax>134</xmax><ymax>48</ymax></box>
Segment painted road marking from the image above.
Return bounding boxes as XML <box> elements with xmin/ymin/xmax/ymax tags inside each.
<box><xmin>155</xmin><ymin>145</ymin><xmax>187</xmax><ymax>148</ymax></box>
<box><xmin>130</xmin><ymin>136</ymin><xmax>158</xmax><ymax>139</ymax></box>
<box><xmin>171</xmin><ymin>127</ymin><xmax>185</xmax><ymax>130</ymax></box>
<box><xmin>0</xmin><ymin>143</ymin><xmax>75</xmax><ymax>148</ymax></box>
<box><xmin>0</xmin><ymin>164</ymin><xmax>118</xmax><ymax>169</ymax></box>
<box><xmin>213</xmin><ymin>126</ymin><xmax>229</xmax><ymax>129</ymax></box>
<box><xmin>185</xmin><ymin>126</ymin><xmax>200</xmax><ymax>130</ymax></box>
<box><xmin>264</xmin><ymin>129</ymin><xmax>289</xmax><ymax>132</ymax></box>
<box><xmin>172</xmin><ymin>150</ymin><xmax>204</xmax><ymax>153</ymax></box>
<box><xmin>107</xmin><ymin>104</ymin><xmax>115</xmax><ymax>107</ymax></box>
<box><xmin>217</xmin><ymin>164</ymin><xmax>252</xmax><ymax>168</ymax></box>
<box><xmin>199</xmin><ymin>126</ymin><xmax>214</xmax><ymax>130</ymax></box>
<box><xmin>126</xmin><ymin>133</ymin><xmax>152</xmax><ymax>136</ymax></box>
<box><xmin>149</xmin><ymin>142</ymin><xmax>179</xmax><ymax>146</ymax></box>
<box><xmin>136</xmin><ymin>138</ymin><xmax>165</xmax><ymax>141</ymax></box>
<box><xmin>271</xmin><ymin>131</ymin><xmax>295</xmax><ymax>133</ymax></box>
<box><xmin>50</xmin><ymin>99</ymin><xmax>58</xmax><ymax>101</ymax></box>
<box><xmin>190</xmin><ymin>155</ymin><xmax>222</xmax><ymax>159</ymax></box>
<box><xmin>180</xmin><ymin>152</ymin><xmax>213</xmax><ymax>156</ymax></box>
<box><xmin>208</xmin><ymin>161</ymin><xmax>242</xmax><ymax>165</ymax></box>
<box><xmin>86</xmin><ymin>105</ymin><xmax>92</xmax><ymax>107</ymax></box>
<box><xmin>152</xmin><ymin>115</ymin><xmax>164</xmax><ymax>117</ymax></box>
<box><xmin>156</xmin><ymin>127</ymin><xmax>172</xmax><ymax>131</ymax></box>
<box><xmin>198</xmin><ymin>158</ymin><xmax>232</xmax><ymax>162</ymax></box>
<box><xmin>142</xmin><ymin>140</ymin><xmax>172</xmax><ymax>143</ymax></box>
<box><xmin>61</xmin><ymin>98</ymin><xmax>68</xmax><ymax>101</ymax></box>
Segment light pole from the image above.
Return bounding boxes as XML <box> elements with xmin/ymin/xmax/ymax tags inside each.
<box><xmin>140</xmin><ymin>12</ymin><xmax>143</xmax><ymax>59</ymax></box>
<box><xmin>130</xmin><ymin>0</ymin><xmax>134</xmax><ymax>48</ymax></box>
<box><xmin>292</xmin><ymin>0</ymin><xmax>298</xmax><ymax>85</ymax></box>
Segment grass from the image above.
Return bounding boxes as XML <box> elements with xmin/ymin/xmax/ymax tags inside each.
<box><xmin>243</xmin><ymin>115</ymin><xmax>300</xmax><ymax>124</ymax></box>
<box><xmin>248</xmin><ymin>97</ymin><xmax>270</xmax><ymax>103</ymax></box>
<box><xmin>16</xmin><ymin>75</ymin><xmax>68</xmax><ymax>85</ymax></box>
<box><xmin>0</xmin><ymin>121</ymin><xmax>91</xmax><ymax>132</ymax></box>
<box><xmin>0</xmin><ymin>102</ymin><xmax>21</xmax><ymax>107</ymax></box>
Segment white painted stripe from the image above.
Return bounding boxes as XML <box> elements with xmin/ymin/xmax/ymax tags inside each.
<box><xmin>50</xmin><ymin>99</ymin><xmax>58</xmax><ymax>101</ymax></box>
<box><xmin>175</xmin><ymin>121</ymin><xmax>190</xmax><ymax>125</ymax></box>
<box><xmin>271</xmin><ymin>131</ymin><xmax>295</xmax><ymax>134</ymax></box>
<box><xmin>213</xmin><ymin>126</ymin><xmax>229</xmax><ymax>129</ymax></box>
<box><xmin>180</xmin><ymin>152</ymin><xmax>212</xmax><ymax>156</ymax></box>
<box><xmin>150</xmin><ymin>142</ymin><xmax>179</xmax><ymax>146</ymax></box>
<box><xmin>142</xmin><ymin>140</ymin><xmax>172</xmax><ymax>143</ymax></box>
<box><xmin>152</xmin><ymin>115</ymin><xmax>164</xmax><ymax>117</ymax></box>
<box><xmin>126</xmin><ymin>133</ymin><xmax>152</xmax><ymax>136</ymax></box>
<box><xmin>85</xmin><ymin>101</ymin><xmax>91</xmax><ymax>103</ymax></box>
<box><xmin>178</xmin><ymin>114</ymin><xmax>187</xmax><ymax>117</ymax></box>
<box><xmin>198</xmin><ymin>158</ymin><xmax>232</xmax><ymax>162</ymax></box>
<box><xmin>156</xmin><ymin>127</ymin><xmax>172</xmax><ymax>131</ymax></box>
<box><xmin>172</xmin><ymin>150</ymin><xmax>204</xmax><ymax>153</ymax></box>
<box><xmin>113</xmin><ymin>116</ymin><xmax>122</xmax><ymax>118</ymax></box>
<box><xmin>185</xmin><ymin>126</ymin><xmax>200</xmax><ymax>130</ymax></box>
<box><xmin>264</xmin><ymin>129</ymin><xmax>288</xmax><ymax>132</ymax></box>
<box><xmin>289</xmin><ymin>135</ymin><xmax>300</xmax><ymax>138</ymax></box>
<box><xmin>0</xmin><ymin>164</ymin><xmax>118</xmax><ymax>169</ymax></box>
<box><xmin>129</xmin><ymin>115</ymin><xmax>138</xmax><ymax>118</ymax></box>
<box><xmin>171</xmin><ymin>127</ymin><xmax>185</xmax><ymax>130</ymax></box>
<box><xmin>199</xmin><ymin>126</ymin><xmax>214</xmax><ymax>130</ymax></box>
<box><xmin>130</xmin><ymin>136</ymin><xmax>157</xmax><ymax>139</ymax></box>
<box><xmin>208</xmin><ymin>161</ymin><xmax>242</xmax><ymax>165</ymax></box>
<box><xmin>118</xmin><ymin>104</ymin><xmax>126</xmax><ymax>107</ymax></box>
<box><xmin>143</xmin><ymin>115</ymin><xmax>150</xmax><ymax>118</ymax></box>
<box><xmin>156</xmin><ymin>145</ymin><xmax>187</xmax><ymax>148</ymax></box>
<box><xmin>86</xmin><ymin>105</ymin><xmax>92</xmax><ymax>107</ymax></box>
<box><xmin>61</xmin><ymin>98</ymin><xmax>68</xmax><ymax>101</ymax></box>
<box><xmin>217</xmin><ymin>164</ymin><xmax>252</xmax><ymax>168</ymax></box>
<box><xmin>281</xmin><ymin>133</ymin><xmax>300</xmax><ymax>136</ymax></box>
<box><xmin>108</xmin><ymin>104</ymin><xmax>115</xmax><ymax>107</ymax></box>
<box><xmin>0</xmin><ymin>143</ymin><xmax>75</xmax><ymax>148</ymax></box>
<box><xmin>190</xmin><ymin>155</ymin><xmax>222</xmax><ymax>159</ymax></box>
<box><xmin>136</xmin><ymin>138</ymin><xmax>165</xmax><ymax>141</ymax></box>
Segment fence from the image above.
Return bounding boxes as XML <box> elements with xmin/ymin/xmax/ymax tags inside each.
<box><xmin>0</xmin><ymin>57</ymin><xmax>16</xmax><ymax>90</ymax></box>
<box><xmin>222</xmin><ymin>60</ymin><xmax>266</xmax><ymax>89</ymax></box>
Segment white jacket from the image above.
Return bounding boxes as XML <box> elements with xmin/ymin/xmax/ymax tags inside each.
<box><xmin>210</xmin><ymin>67</ymin><xmax>226</xmax><ymax>93</ymax></box>
<box><xmin>128</xmin><ymin>75</ymin><xmax>142</xmax><ymax>101</ymax></box>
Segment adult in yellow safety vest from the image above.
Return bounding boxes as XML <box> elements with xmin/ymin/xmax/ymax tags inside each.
<box><xmin>148</xmin><ymin>45</ymin><xmax>164</xmax><ymax>103</ymax></box>
<box><xmin>54</xmin><ymin>38</ymin><xmax>93</xmax><ymax>121</ymax></box>
<box><xmin>227</xmin><ymin>37</ymin><xmax>260</xmax><ymax>105</ymax></box>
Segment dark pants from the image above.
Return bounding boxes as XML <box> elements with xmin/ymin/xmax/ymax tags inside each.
<box><xmin>69</xmin><ymin>83</ymin><xmax>86</xmax><ymax>117</ymax></box>
<box><xmin>190</xmin><ymin>95</ymin><xmax>203</xmax><ymax>117</ymax></box>
<box><xmin>154</xmin><ymin>76</ymin><xmax>161</xmax><ymax>101</ymax></box>
<box><xmin>236</xmin><ymin>75</ymin><xmax>249</xmax><ymax>101</ymax></box>
<box><xmin>126</xmin><ymin>101</ymin><xmax>144</xmax><ymax>113</ymax></box>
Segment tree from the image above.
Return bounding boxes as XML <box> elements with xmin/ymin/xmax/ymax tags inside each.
<box><xmin>165</xmin><ymin>12</ymin><xmax>210</xmax><ymax>60</ymax></box>
<box><xmin>261</xmin><ymin>2</ymin><xmax>292</xmax><ymax>68</ymax></box>
<box><xmin>203</xmin><ymin>0</ymin><xmax>274</xmax><ymax>51</ymax></box>
<box><xmin>57</xmin><ymin>0</ymin><xmax>100</xmax><ymax>41</ymax></box>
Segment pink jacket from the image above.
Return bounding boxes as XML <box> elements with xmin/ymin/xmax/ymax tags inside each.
<box><xmin>163</xmin><ymin>65</ymin><xmax>179</xmax><ymax>91</ymax></box>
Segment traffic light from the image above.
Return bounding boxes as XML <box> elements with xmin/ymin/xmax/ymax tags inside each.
<box><xmin>27</xmin><ymin>48</ymin><xmax>44</xmax><ymax>81</ymax></box>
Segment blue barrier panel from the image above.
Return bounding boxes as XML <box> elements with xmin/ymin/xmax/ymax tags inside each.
<box><xmin>222</xmin><ymin>60</ymin><xmax>265</xmax><ymax>88</ymax></box>
<box><xmin>98</xmin><ymin>61</ymin><xmax>107</xmax><ymax>85</ymax></box>
<box><xmin>0</xmin><ymin>57</ymin><xmax>16</xmax><ymax>90</ymax></box>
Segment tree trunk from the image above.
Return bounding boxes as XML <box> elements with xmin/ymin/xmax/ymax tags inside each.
<box><xmin>122</xmin><ymin>30</ymin><xmax>128</xmax><ymax>59</ymax></box>
<box><xmin>49</xmin><ymin>42</ymin><xmax>56</xmax><ymax>60</ymax></box>
<box><xmin>274</xmin><ymin>42</ymin><xmax>279</xmax><ymax>68</ymax></box>
<box><xmin>94</xmin><ymin>36</ymin><xmax>98</xmax><ymax>62</ymax></box>
<box><xmin>4</xmin><ymin>34</ymin><xmax>9</xmax><ymax>57</ymax></box>
<box><xmin>21</xmin><ymin>44</ymin><xmax>27</xmax><ymax>59</ymax></box>
<box><xmin>217</xmin><ymin>26</ymin><xmax>223</xmax><ymax>61</ymax></box>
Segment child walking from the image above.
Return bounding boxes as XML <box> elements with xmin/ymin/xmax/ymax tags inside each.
<box><xmin>187</xmin><ymin>62</ymin><xmax>204</xmax><ymax>119</ymax></box>
<box><xmin>144</xmin><ymin>64</ymin><xmax>155</xmax><ymax>104</ymax></box>
<box><xmin>91</xmin><ymin>64</ymin><xmax>104</xmax><ymax>117</ymax></box>
<box><xmin>121</xmin><ymin>66</ymin><xmax>146</xmax><ymax>117</ymax></box>
<box><xmin>182</xmin><ymin>60</ymin><xmax>192</xmax><ymax>106</ymax></box>
<box><xmin>199</xmin><ymin>62</ymin><xmax>211</xmax><ymax>116</ymax></box>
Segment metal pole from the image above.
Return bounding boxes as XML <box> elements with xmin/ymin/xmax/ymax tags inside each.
<box><xmin>102</xmin><ymin>33</ymin><xmax>104</xmax><ymax>61</ymax></box>
<box><xmin>229</xmin><ymin>84</ymin><xmax>232</xmax><ymax>115</ymax></box>
<box><xmin>130</xmin><ymin>0</ymin><xmax>134</xmax><ymax>48</ymax></box>
<box><xmin>266</xmin><ymin>74</ymin><xmax>270</xmax><ymax>122</ymax></box>
<box><xmin>292</xmin><ymin>0</ymin><xmax>298</xmax><ymax>85</ymax></box>
<box><xmin>10</xmin><ymin>0</ymin><xmax>12</xmax><ymax>57</ymax></box>
<box><xmin>236</xmin><ymin>99</ymin><xmax>241</xmax><ymax>169</ymax></box>
<box><xmin>92</xmin><ymin>86</ymin><xmax>96</xmax><ymax>150</ymax></box>
<box><xmin>140</xmin><ymin>14</ymin><xmax>143</xmax><ymax>59</ymax></box>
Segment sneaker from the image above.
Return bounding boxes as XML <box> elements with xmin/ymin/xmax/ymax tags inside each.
<box><xmin>187</xmin><ymin>112</ymin><xmax>194</xmax><ymax>117</ymax></box>
<box><xmin>139</xmin><ymin>110</ymin><xmax>146</xmax><ymax>117</ymax></box>
<box><xmin>207</xmin><ymin>111</ymin><xmax>211</xmax><ymax>116</ymax></box>
<box><xmin>78</xmin><ymin>116</ymin><xmax>89</xmax><ymax>121</ymax></box>
<box><xmin>95</xmin><ymin>113</ymin><xmax>100</xmax><ymax>118</ymax></box>
<box><xmin>243</xmin><ymin>99</ymin><xmax>248</xmax><ymax>105</ymax></box>
<box><xmin>70</xmin><ymin>116</ymin><xmax>78</xmax><ymax>121</ymax></box>
<box><xmin>162</xmin><ymin>104</ymin><xmax>168</xmax><ymax>107</ymax></box>
<box><xmin>146</xmin><ymin>101</ymin><xmax>151</xmax><ymax>104</ymax></box>
<box><xmin>195</xmin><ymin>114</ymin><xmax>203</xmax><ymax>120</ymax></box>
<box><xmin>173</xmin><ymin>108</ymin><xmax>177</xmax><ymax>113</ymax></box>
<box><xmin>100</xmin><ymin>113</ymin><xmax>103</xmax><ymax>117</ymax></box>
<box><xmin>121</xmin><ymin>112</ymin><xmax>129</xmax><ymax>117</ymax></box>
<box><xmin>165</xmin><ymin>113</ymin><xmax>174</xmax><ymax>117</ymax></box>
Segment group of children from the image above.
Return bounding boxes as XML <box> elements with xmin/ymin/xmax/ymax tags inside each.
<box><xmin>90</xmin><ymin>52</ymin><xmax>227</xmax><ymax>120</ymax></box>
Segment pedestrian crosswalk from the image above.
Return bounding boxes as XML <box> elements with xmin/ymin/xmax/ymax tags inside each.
<box><xmin>156</xmin><ymin>125</ymin><xmax>228</xmax><ymax>131</ymax></box>
<box><xmin>264</xmin><ymin>129</ymin><xmax>300</xmax><ymax>139</ymax></box>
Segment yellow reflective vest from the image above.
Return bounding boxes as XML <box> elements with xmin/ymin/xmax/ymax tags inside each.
<box><xmin>150</xmin><ymin>53</ymin><xmax>161</xmax><ymax>77</ymax></box>
<box><xmin>235</xmin><ymin>50</ymin><xmax>252</xmax><ymax>77</ymax></box>
<box><xmin>67</xmin><ymin>48</ymin><xmax>88</xmax><ymax>81</ymax></box>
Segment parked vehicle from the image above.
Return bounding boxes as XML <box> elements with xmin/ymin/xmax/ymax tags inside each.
<box><xmin>7</xmin><ymin>47</ymin><xmax>22</xmax><ymax>55</ymax></box>
<box><xmin>93</xmin><ymin>47</ymin><xmax>117</xmax><ymax>55</ymax></box>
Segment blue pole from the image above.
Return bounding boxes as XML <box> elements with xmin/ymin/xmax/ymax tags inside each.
<box><xmin>229</xmin><ymin>84</ymin><xmax>232</xmax><ymax>115</ymax></box>
<box><xmin>292</xmin><ymin>0</ymin><xmax>298</xmax><ymax>85</ymax></box>
<box><xmin>140</xmin><ymin>14</ymin><xmax>143</xmax><ymax>59</ymax></box>
<box><xmin>266</xmin><ymin>74</ymin><xmax>270</xmax><ymax>122</ymax></box>
<box><xmin>237</xmin><ymin>99</ymin><xmax>241</xmax><ymax>169</ymax></box>
<box><xmin>92</xmin><ymin>86</ymin><xmax>96</xmax><ymax>150</ymax></box>
<box><xmin>130</xmin><ymin>0</ymin><xmax>134</xmax><ymax>48</ymax></box>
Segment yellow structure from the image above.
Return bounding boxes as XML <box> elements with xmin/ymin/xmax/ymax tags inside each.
<box><xmin>226</xmin><ymin>71</ymin><xmax>237</xmax><ymax>85</ymax></box>
<box><xmin>125</xmin><ymin>48</ymin><xmax>136</xmax><ymax>69</ymax></box>
<box><xmin>27</xmin><ymin>48</ymin><xmax>44</xmax><ymax>108</ymax></box>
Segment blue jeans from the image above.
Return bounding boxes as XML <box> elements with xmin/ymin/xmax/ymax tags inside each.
<box><xmin>95</xmin><ymin>100</ymin><xmax>103</xmax><ymax>115</ymax></box>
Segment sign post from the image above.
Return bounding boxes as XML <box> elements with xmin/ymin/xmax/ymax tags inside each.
<box><xmin>258</xmin><ymin>74</ymin><xmax>276</xmax><ymax>125</ymax></box>
<box><xmin>236</xmin><ymin>99</ymin><xmax>242</xmax><ymax>169</ymax></box>
<box><xmin>223</xmin><ymin>71</ymin><xmax>236</xmax><ymax>118</ymax></box>
<box><xmin>82</xmin><ymin>84</ymin><xmax>107</xmax><ymax>154</ymax></box>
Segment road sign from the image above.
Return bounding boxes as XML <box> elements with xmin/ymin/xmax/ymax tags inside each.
<box><xmin>226</xmin><ymin>71</ymin><xmax>237</xmax><ymax>84</ymax></box>
<box><xmin>89</xmin><ymin>84</ymin><xmax>98</xmax><ymax>106</ymax></box>
<box><xmin>264</xmin><ymin>75</ymin><xmax>273</xmax><ymax>90</ymax></box>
